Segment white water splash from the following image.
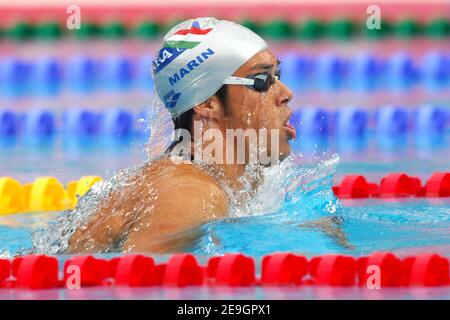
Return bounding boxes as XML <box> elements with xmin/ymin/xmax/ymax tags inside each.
<box><xmin>32</xmin><ymin>94</ymin><xmax>341</xmax><ymax>255</ymax></box>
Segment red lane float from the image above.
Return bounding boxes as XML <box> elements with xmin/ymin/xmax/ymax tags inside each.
<box><xmin>16</xmin><ymin>255</ymin><xmax>59</xmax><ymax>289</ymax></box>
<box><xmin>403</xmin><ymin>254</ymin><xmax>449</xmax><ymax>287</ymax></box>
<box><xmin>333</xmin><ymin>172</ymin><xmax>450</xmax><ymax>199</ymax></box>
<box><xmin>163</xmin><ymin>254</ymin><xmax>204</xmax><ymax>287</ymax></box>
<box><xmin>63</xmin><ymin>255</ymin><xmax>115</xmax><ymax>287</ymax></box>
<box><xmin>0</xmin><ymin>253</ymin><xmax>448</xmax><ymax>290</ymax></box>
<box><xmin>12</xmin><ymin>257</ymin><xmax>22</xmax><ymax>277</ymax></box>
<box><xmin>380</xmin><ymin>174</ymin><xmax>423</xmax><ymax>197</ymax></box>
<box><xmin>261</xmin><ymin>253</ymin><xmax>308</xmax><ymax>286</ymax></box>
<box><xmin>0</xmin><ymin>259</ymin><xmax>10</xmax><ymax>284</ymax></box>
<box><xmin>333</xmin><ymin>175</ymin><xmax>379</xmax><ymax>198</ymax></box>
<box><xmin>425</xmin><ymin>173</ymin><xmax>450</xmax><ymax>197</ymax></box>
<box><xmin>310</xmin><ymin>254</ymin><xmax>357</xmax><ymax>286</ymax></box>
<box><xmin>213</xmin><ymin>254</ymin><xmax>256</xmax><ymax>287</ymax></box>
<box><xmin>114</xmin><ymin>255</ymin><xmax>156</xmax><ymax>287</ymax></box>
<box><xmin>358</xmin><ymin>252</ymin><xmax>404</xmax><ymax>287</ymax></box>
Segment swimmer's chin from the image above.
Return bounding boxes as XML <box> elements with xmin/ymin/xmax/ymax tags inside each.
<box><xmin>278</xmin><ymin>150</ymin><xmax>290</xmax><ymax>163</ymax></box>
<box><xmin>258</xmin><ymin>149</ymin><xmax>291</xmax><ymax>168</ymax></box>
<box><xmin>279</xmin><ymin>144</ymin><xmax>292</xmax><ymax>162</ymax></box>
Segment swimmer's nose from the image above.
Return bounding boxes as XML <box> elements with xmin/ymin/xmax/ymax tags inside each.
<box><xmin>276</xmin><ymin>80</ymin><xmax>293</xmax><ymax>107</ymax></box>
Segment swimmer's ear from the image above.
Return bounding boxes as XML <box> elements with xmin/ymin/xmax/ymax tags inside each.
<box><xmin>192</xmin><ymin>95</ymin><xmax>225</xmax><ymax>120</ymax></box>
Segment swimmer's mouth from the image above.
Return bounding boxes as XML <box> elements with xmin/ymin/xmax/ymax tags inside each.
<box><xmin>283</xmin><ymin>114</ymin><xmax>296</xmax><ymax>140</ymax></box>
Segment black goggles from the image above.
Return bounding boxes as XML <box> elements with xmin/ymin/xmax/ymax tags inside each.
<box><xmin>223</xmin><ymin>71</ymin><xmax>280</xmax><ymax>92</ymax></box>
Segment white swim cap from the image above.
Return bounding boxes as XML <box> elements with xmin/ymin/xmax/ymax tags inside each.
<box><xmin>151</xmin><ymin>17</ymin><xmax>268</xmax><ymax>118</ymax></box>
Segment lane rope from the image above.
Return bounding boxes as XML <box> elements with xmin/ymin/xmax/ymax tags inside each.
<box><xmin>0</xmin><ymin>252</ymin><xmax>448</xmax><ymax>289</ymax></box>
<box><xmin>1</xmin><ymin>172</ymin><xmax>449</xmax><ymax>215</ymax></box>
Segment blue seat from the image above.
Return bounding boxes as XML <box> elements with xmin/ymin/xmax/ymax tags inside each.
<box><xmin>292</xmin><ymin>107</ymin><xmax>329</xmax><ymax>137</ymax></box>
<box><xmin>102</xmin><ymin>55</ymin><xmax>135</xmax><ymax>91</ymax></box>
<box><xmin>385</xmin><ymin>53</ymin><xmax>419</xmax><ymax>91</ymax></box>
<box><xmin>415</xmin><ymin>105</ymin><xmax>448</xmax><ymax>135</ymax></box>
<box><xmin>336</xmin><ymin>107</ymin><xmax>368</xmax><ymax>137</ymax></box>
<box><xmin>30</xmin><ymin>57</ymin><xmax>62</xmax><ymax>96</ymax></box>
<box><xmin>23</xmin><ymin>109</ymin><xmax>56</xmax><ymax>137</ymax></box>
<box><xmin>375</xmin><ymin>106</ymin><xmax>409</xmax><ymax>136</ymax></box>
<box><xmin>62</xmin><ymin>108</ymin><xmax>100</xmax><ymax>136</ymax></box>
<box><xmin>348</xmin><ymin>53</ymin><xmax>381</xmax><ymax>91</ymax></box>
<box><xmin>278</xmin><ymin>52</ymin><xmax>314</xmax><ymax>91</ymax></box>
<box><xmin>422</xmin><ymin>52</ymin><xmax>450</xmax><ymax>91</ymax></box>
<box><xmin>137</xmin><ymin>54</ymin><xmax>154</xmax><ymax>90</ymax></box>
<box><xmin>66</xmin><ymin>55</ymin><xmax>98</xmax><ymax>93</ymax></box>
<box><xmin>100</xmin><ymin>108</ymin><xmax>134</xmax><ymax>137</ymax></box>
<box><xmin>0</xmin><ymin>57</ymin><xmax>30</xmax><ymax>96</ymax></box>
<box><xmin>0</xmin><ymin>110</ymin><xmax>20</xmax><ymax>136</ymax></box>
<box><xmin>315</xmin><ymin>54</ymin><xmax>347</xmax><ymax>91</ymax></box>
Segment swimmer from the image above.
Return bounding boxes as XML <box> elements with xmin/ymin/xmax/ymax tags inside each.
<box><xmin>67</xmin><ymin>17</ymin><xmax>350</xmax><ymax>253</ymax></box>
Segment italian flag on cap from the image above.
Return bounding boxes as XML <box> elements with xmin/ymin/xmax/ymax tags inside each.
<box><xmin>164</xmin><ymin>20</ymin><xmax>213</xmax><ymax>49</ymax></box>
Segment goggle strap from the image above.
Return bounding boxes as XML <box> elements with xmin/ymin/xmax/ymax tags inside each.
<box><xmin>223</xmin><ymin>76</ymin><xmax>255</xmax><ymax>86</ymax></box>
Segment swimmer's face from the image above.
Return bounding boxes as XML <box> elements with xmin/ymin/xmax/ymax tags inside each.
<box><xmin>224</xmin><ymin>49</ymin><xmax>294</xmax><ymax>163</ymax></box>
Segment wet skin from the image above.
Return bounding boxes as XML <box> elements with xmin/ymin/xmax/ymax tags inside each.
<box><xmin>66</xmin><ymin>49</ymin><xmax>352</xmax><ymax>254</ymax></box>
<box><xmin>67</xmin><ymin>158</ymin><xmax>228</xmax><ymax>253</ymax></box>
<box><xmin>67</xmin><ymin>49</ymin><xmax>295</xmax><ymax>253</ymax></box>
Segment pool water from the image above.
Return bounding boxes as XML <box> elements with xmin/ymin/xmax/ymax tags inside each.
<box><xmin>2</xmin><ymin>196</ymin><xmax>448</xmax><ymax>258</ymax></box>
<box><xmin>0</xmin><ymin>40</ymin><xmax>449</xmax><ymax>299</ymax></box>
<box><xmin>0</xmin><ymin>50</ymin><xmax>449</xmax><ymax>300</ymax></box>
<box><xmin>1</xmin><ymin>138</ymin><xmax>449</xmax><ymax>259</ymax></box>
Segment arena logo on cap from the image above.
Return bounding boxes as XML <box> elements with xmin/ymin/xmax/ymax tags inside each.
<box><xmin>153</xmin><ymin>20</ymin><xmax>214</xmax><ymax>75</ymax></box>
<box><xmin>163</xmin><ymin>89</ymin><xmax>182</xmax><ymax>109</ymax></box>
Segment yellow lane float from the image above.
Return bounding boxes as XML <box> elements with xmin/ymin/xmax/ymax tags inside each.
<box><xmin>0</xmin><ymin>177</ymin><xmax>25</xmax><ymax>215</ymax></box>
<box><xmin>0</xmin><ymin>176</ymin><xmax>103</xmax><ymax>215</ymax></box>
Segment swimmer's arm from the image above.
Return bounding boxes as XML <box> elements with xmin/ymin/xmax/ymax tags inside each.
<box><xmin>66</xmin><ymin>206</ymin><xmax>130</xmax><ymax>254</ymax></box>
<box><xmin>301</xmin><ymin>216</ymin><xmax>355</xmax><ymax>250</ymax></box>
<box><xmin>122</xmin><ymin>178</ymin><xmax>228</xmax><ymax>253</ymax></box>
<box><xmin>66</xmin><ymin>172</ymin><xmax>144</xmax><ymax>254</ymax></box>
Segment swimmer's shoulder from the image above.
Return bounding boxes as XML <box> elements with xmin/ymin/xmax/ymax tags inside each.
<box><xmin>143</xmin><ymin>158</ymin><xmax>214</xmax><ymax>180</ymax></box>
<box><xmin>142</xmin><ymin>158</ymin><xmax>214</xmax><ymax>181</ymax></box>
<box><xmin>142</xmin><ymin>158</ymin><xmax>229</xmax><ymax>214</ymax></box>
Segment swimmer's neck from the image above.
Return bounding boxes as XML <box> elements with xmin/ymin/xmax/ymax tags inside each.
<box><xmin>179</xmin><ymin>120</ymin><xmax>266</xmax><ymax>192</ymax></box>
